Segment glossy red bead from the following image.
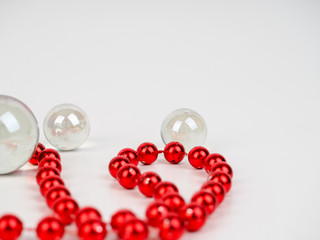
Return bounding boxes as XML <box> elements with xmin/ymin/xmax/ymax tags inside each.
<box><xmin>179</xmin><ymin>203</ymin><xmax>207</xmax><ymax>232</ymax></box>
<box><xmin>210</xmin><ymin>162</ymin><xmax>233</xmax><ymax>178</ymax></box>
<box><xmin>0</xmin><ymin>214</ymin><xmax>23</xmax><ymax>240</ymax></box>
<box><xmin>138</xmin><ymin>172</ymin><xmax>162</xmax><ymax>197</ymax></box>
<box><xmin>137</xmin><ymin>142</ymin><xmax>158</xmax><ymax>165</ymax></box>
<box><xmin>188</xmin><ymin>146</ymin><xmax>209</xmax><ymax>169</ymax></box>
<box><xmin>118</xmin><ymin>148</ymin><xmax>139</xmax><ymax>166</ymax></box>
<box><xmin>36</xmin><ymin>217</ymin><xmax>64</xmax><ymax>240</ymax></box>
<box><xmin>52</xmin><ymin>197</ymin><xmax>79</xmax><ymax>225</ymax></box>
<box><xmin>46</xmin><ymin>186</ymin><xmax>71</xmax><ymax>208</ymax></box>
<box><xmin>109</xmin><ymin>156</ymin><xmax>130</xmax><ymax>178</ymax></box>
<box><xmin>39</xmin><ymin>157</ymin><xmax>62</xmax><ymax>172</ymax></box>
<box><xmin>110</xmin><ymin>209</ymin><xmax>136</xmax><ymax>231</ymax></box>
<box><xmin>29</xmin><ymin>143</ymin><xmax>45</xmax><ymax>165</ymax></box>
<box><xmin>78</xmin><ymin>219</ymin><xmax>107</xmax><ymax>240</ymax></box>
<box><xmin>208</xmin><ymin>171</ymin><xmax>232</xmax><ymax>192</ymax></box>
<box><xmin>201</xmin><ymin>181</ymin><xmax>226</xmax><ymax>204</ymax></box>
<box><xmin>118</xmin><ymin>218</ymin><xmax>149</xmax><ymax>240</ymax></box>
<box><xmin>159</xmin><ymin>213</ymin><xmax>184</xmax><ymax>240</ymax></box>
<box><xmin>38</xmin><ymin>149</ymin><xmax>61</xmax><ymax>163</ymax></box>
<box><xmin>163</xmin><ymin>142</ymin><xmax>185</xmax><ymax>164</ymax></box>
<box><xmin>36</xmin><ymin>166</ymin><xmax>60</xmax><ymax>184</ymax></box>
<box><xmin>39</xmin><ymin>175</ymin><xmax>64</xmax><ymax>196</ymax></box>
<box><xmin>117</xmin><ymin>164</ymin><xmax>141</xmax><ymax>189</ymax></box>
<box><xmin>191</xmin><ymin>190</ymin><xmax>217</xmax><ymax>214</ymax></box>
<box><xmin>75</xmin><ymin>207</ymin><xmax>102</xmax><ymax>228</ymax></box>
<box><xmin>145</xmin><ymin>202</ymin><xmax>170</xmax><ymax>227</ymax></box>
<box><xmin>162</xmin><ymin>193</ymin><xmax>185</xmax><ymax>212</ymax></box>
<box><xmin>154</xmin><ymin>181</ymin><xmax>179</xmax><ymax>199</ymax></box>
<box><xmin>204</xmin><ymin>153</ymin><xmax>226</xmax><ymax>173</ymax></box>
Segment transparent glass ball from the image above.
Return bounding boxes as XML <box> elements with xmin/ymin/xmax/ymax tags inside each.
<box><xmin>43</xmin><ymin>104</ymin><xmax>90</xmax><ymax>151</ymax></box>
<box><xmin>161</xmin><ymin>108</ymin><xmax>207</xmax><ymax>151</ymax></box>
<box><xmin>0</xmin><ymin>95</ymin><xmax>39</xmax><ymax>174</ymax></box>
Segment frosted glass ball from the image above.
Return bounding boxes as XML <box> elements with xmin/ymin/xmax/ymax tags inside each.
<box><xmin>0</xmin><ymin>95</ymin><xmax>39</xmax><ymax>174</ymax></box>
<box><xmin>161</xmin><ymin>108</ymin><xmax>207</xmax><ymax>151</ymax></box>
<box><xmin>43</xmin><ymin>104</ymin><xmax>90</xmax><ymax>151</ymax></box>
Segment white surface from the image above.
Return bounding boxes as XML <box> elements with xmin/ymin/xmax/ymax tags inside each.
<box><xmin>1</xmin><ymin>0</ymin><xmax>320</xmax><ymax>239</ymax></box>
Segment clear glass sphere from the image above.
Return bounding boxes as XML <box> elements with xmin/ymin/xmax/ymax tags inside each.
<box><xmin>43</xmin><ymin>104</ymin><xmax>90</xmax><ymax>151</ymax></box>
<box><xmin>0</xmin><ymin>95</ymin><xmax>39</xmax><ymax>174</ymax></box>
<box><xmin>161</xmin><ymin>108</ymin><xmax>207</xmax><ymax>151</ymax></box>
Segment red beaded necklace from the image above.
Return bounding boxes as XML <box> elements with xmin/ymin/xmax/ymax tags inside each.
<box><xmin>0</xmin><ymin>141</ymin><xmax>233</xmax><ymax>240</ymax></box>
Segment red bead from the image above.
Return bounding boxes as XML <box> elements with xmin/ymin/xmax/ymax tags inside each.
<box><xmin>210</xmin><ymin>162</ymin><xmax>233</xmax><ymax>178</ymax></box>
<box><xmin>29</xmin><ymin>143</ymin><xmax>45</xmax><ymax>165</ymax></box>
<box><xmin>191</xmin><ymin>190</ymin><xmax>217</xmax><ymax>214</ymax></box>
<box><xmin>208</xmin><ymin>171</ymin><xmax>232</xmax><ymax>192</ymax></box>
<box><xmin>110</xmin><ymin>210</ymin><xmax>136</xmax><ymax>231</ymax></box>
<box><xmin>46</xmin><ymin>186</ymin><xmax>71</xmax><ymax>208</ymax></box>
<box><xmin>179</xmin><ymin>203</ymin><xmax>207</xmax><ymax>232</ymax></box>
<box><xmin>0</xmin><ymin>214</ymin><xmax>23</xmax><ymax>240</ymax></box>
<box><xmin>163</xmin><ymin>142</ymin><xmax>185</xmax><ymax>164</ymax></box>
<box><xmin>118</xmin><ymin>218</ymin><xmax>149</xmax><ymax>240</ymax></box>
<box><xmin>145</xmin><ymin>202</ymin><xmax>170</xmax><ymax>227</ymax></box>
<box><xmin>38</xmin><ymin>149</ymin><xmax>61</xmax><ymax>163</ymax></box>
<box><xmin>39</xmin><ymin>175</ymin><xmax>64</xmax><ymax>196</ymax></box>
<box><xmin>154</xmin><ymin>182</ymin><xmax>179</xmax><ymax>200</ymax></box>
<box><xmin>39</xmin><ymin>157</ymin><xmax>62</xmax><ymax>172</ymax></box>
<box><xmin>118</xmin><ymin>148</ymin><xmax>139</xmax><ymax>166</ymax></box>
<box><xmin>109</xmin><ymin>156</ymin><xmax>130</xmax><ymax>178</ymax></box>
<box><xmin>137</xmin><ymin>142</ymin><xmax>158</xmax><ymax>165</ymax></box>
<box><xmin>201</xmin><ymin>181</ymin><xmax>226</xmax><ymax>204</ymax></box>
<box><xmin>52</xmin><ymin>197</ymin><xmax>79</xmax><ymax>225</ymax></box>
<box><xmin>117</xmin><ymin>164</ymin><xmax>141</xmax><ymax>189</ymax></box>
<box><xmin>75</xmin><ymin>207</ymin><xmax>102</xmax><ymax>228</ymax></box>
<box><xmin>36</xmin><ymin>166</ymin><xmax>60</xmax><ymax>184</ymax></box>
<box><xmin>36</xmin><ymin>217</ymin><xmax>64</xmax><ymax>240</ymax></box>
<box><xmin>159</xmin><ymin>213</ymin><xmax>184</xmax><ymax>240</ymax></box>
<box><xmin>138</xmin><ymin>172</ymin><xmax>162</xmax><ymax>197</ymax></box>
<box><xmin>188</xmin><ymin>146</ymin><xmax>209</xmax><ymax>169</ymax></box>
<box><xmin>204</xmin><ymin>153</ymin><xmax>226</xmax><ymax>173</ymax></box>
<box><xmin>161</xmin><ymin>193</ymin><xmax>185</xmax><ymax>212</ymax></box>
<box><xmin>78</xmin><ymin>219</ymin><xmax>107</xmax><ymax>240</ymax></box>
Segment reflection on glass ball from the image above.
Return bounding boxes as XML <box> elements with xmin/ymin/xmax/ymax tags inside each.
<box><xmin>0</xmin><ymin>95</ymin><xmax>39</xmax><ymax>174</ymax></box>
<box><xmin>161</xmin><ymin>108</ymin><xmax>207</xmax><ymax>151</ymax></box>
<box><xmin>43</xmin><ymin>104</ymin><xmax>90</xmax><ymax>151</ymax></box>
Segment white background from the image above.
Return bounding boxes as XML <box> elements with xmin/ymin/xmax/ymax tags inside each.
<box><xmin>1</xmin><ymin>0</ymin><xmax>320</xmax><ymax>239</ymax></box>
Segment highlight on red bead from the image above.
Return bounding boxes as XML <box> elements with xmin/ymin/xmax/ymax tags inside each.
<box><xmin>137</xmin><ymin>142</ymin><xmax>158</xmax><ymax>165</ymax></box>
<box><xmin>154</xmin><ymin>181</ymin><xmax>179</xmax><ymax>199</ymax></box>
<box><xmin>179</xmin><ymin>203</ymin><xmax>207</xmax><ymax>232</ymax></box>
<box><xmin>0</xmin><ymin>214</ymin><xmax>23</xmax><ymax>240</ymax></box>
<box><xmin>118</xmin><ymin>148</ymin><xmax>139</xmax><ymax>166</ymax></box>
<box><xmin>210</xmin><ymin>162</ymin><xmax>233</xmax><ymax>178</ymax></box>
<box><xmin>52</xmin><ymin>197</ymin><xmax>79</xmax><ymax>225</ymax></box>
<box><xmin>191</xmin><ymin>190</ymin><xmax>217</xmax><ymax>214</ymax></box>
<box><xmin>39</xmin><ymin>157</ymin><xmax>62</xmax><ymax>172</ymax></box>
<box><xmin>109</xmin><ymin>156</ymin><xmax>130</xmax><ymax>178</ymax></box>
<box><xmin>163</xmin><ymin>142</ymin><xmax>185</xmax><ymax>164</ymax></box>
<box><xmin>138</xmin><ymin>171</ymin><xmax>162</xmax><ymax>197</ymax></box>
<box><xmin>38</xmin><ymin>149</ymin><xmax>61</xmax><ymax>163</ymax></box>
<box><xmin>29</xmin><ymin>143</ymin><xmax>45</xmax><ymax>165</ymax></box>
<box><xmin>204</xmin><ymin>153</ymin><xmax>226</xmax><ymax>173</ymax></box>
<box><xmin>207</xmin><ymin>171</ymin><xmax>232</xmax><ymax>192</ymax></box>
<box><xmin>117</xmin><ymin>164</ymin><xmax>141</xmax><ymax>189</ymax></box>
<box><xmin>39</xmin><ymin>175</ymin><xmax>65</xmax><ymax>196</ymax></box>
<box><xmin>188</xmin><ymin>146</ymin><xmax>209</xmax><ymax>169</ymax></box>
<box><xmin>159</xmin><ymin>213</ymin><xmax>184</xmax><ymax>240</ymax></box>
<box><xmin>36</xmin><ymin>166</ymin><xmax>60</xmax><ymax>184</ymax></box>
<box><xmin>36</xmin><ymin>216</ymin><xmax>64</xmax><ymax>240</ymax></box>
<box><xmin>161</xmin><ymin>192</ymin><xmax>185</xmax><ymax>212</ymax></box>
<box><xmin>201</xmin><ymin>181</ymin><xmax>226</xmax><ymax>204</ymax></box>
<box><xmin>78</xmin><ymin>219</ymin><xmax>107</xmax><ymax>240</ymax></box>
<box><xmin>45</xmin><ymin>186</ymin><xmax>71</xmax><ymax>208</ymax></box>
<box><xmin>145</xmin><ymin>202</ymin><xmax>170</xmax><ymax>227</ymax></box>
<box><xmin>75</xmin><ymin>207</ymin><xmax>102</xmax><ymax>228</ymax></box>
<box><xmin>118</xmin><ymin>218</ymin><xmax>149</xmax><ymax>240</ymax></box>
<box><xmin>110</xmin><ymin>209</ymin><xmax>136</xmax><ymax>231</ymax></box>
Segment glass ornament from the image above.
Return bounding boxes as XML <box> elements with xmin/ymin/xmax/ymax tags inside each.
<box><xmin>43</xmin><ymin>104</ymin><xmax>90</xmax><ymax>151</ymax></box>
<box><xmin>161</xmin><ymin>108</ymin><xmax>207</xmax><ymax>151</ymax></box>
<box><xmin>0</xmin><ymin>95</ymin><xmax>39</xmax><ymax>174</ymax></box>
